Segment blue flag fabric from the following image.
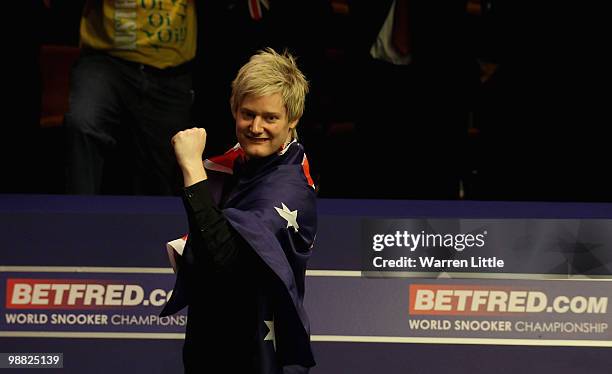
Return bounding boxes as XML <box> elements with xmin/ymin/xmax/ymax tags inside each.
<box><xmin>161</xmin><ymin>141</ymin><xmax>317</xmax><ymax>371</ymax></box>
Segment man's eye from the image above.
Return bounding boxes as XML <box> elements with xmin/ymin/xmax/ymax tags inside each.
<box><xmin>266</xmin><ymin>116</ymin><xmax>278</xmax><ymax>122</ymax></box>
<box><xmin>242</xmin><ymin>112</ymin><xmax>254</xmax><ymax>119</ymax></box>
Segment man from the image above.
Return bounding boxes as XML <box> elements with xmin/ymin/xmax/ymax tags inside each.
<box><xmin>65</xmin><ymin>0</ymin><xmax>196</xmax><ymax>195</ymax></box>
<box><xmin>347</xmin><ymin>0</ymin><xmax>477</xmax><ymax>199</ymax></box>
<box><xmin>161</xmin><ymin>48</ymin><xmax>317</xmax><ymax>373</ymax></box>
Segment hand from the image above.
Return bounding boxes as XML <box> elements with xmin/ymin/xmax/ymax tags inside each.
<box><xmin>171</xmin><ymin>128</ymin><xmax>208</xmax><ymax>186</ymax></box>
<box><xmin>172</xmin><ymin>127</ymin><xmax>207</xmax><ymax>171</ymax></box>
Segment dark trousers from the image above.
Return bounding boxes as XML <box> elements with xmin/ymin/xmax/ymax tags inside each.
<box><xmin>64</xmin><ymin>52</ymin><xmax>194</xmax><ymax>195</ymax></box>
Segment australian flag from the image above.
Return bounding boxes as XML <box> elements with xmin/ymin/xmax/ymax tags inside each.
<box><xmin>161</xmin><ymin>140</ymin><xmax>317</xmax><ymax>373</ymax></box>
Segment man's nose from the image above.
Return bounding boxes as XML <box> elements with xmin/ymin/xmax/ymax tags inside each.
<box><xmin>250</xmin><ymin>116</ymin><xmax>263</xmax><ymax>134</ymax></box>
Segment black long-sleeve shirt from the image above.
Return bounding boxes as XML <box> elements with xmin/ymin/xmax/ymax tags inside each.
<box><xmin>182</xmin><ymin>179</ymin><xmax>247</xmax><ymax>270</ymax></box>
<box><xmin>180</xmin><ymin>179</ymin><xmax>263</xmax><ymax>372</ymax></box>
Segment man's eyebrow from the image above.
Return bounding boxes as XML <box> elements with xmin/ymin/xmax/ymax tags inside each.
<box><xmin>240</xmin><ymin>108</ymin><xmax>281</xmax><ymax>116</ymax></box>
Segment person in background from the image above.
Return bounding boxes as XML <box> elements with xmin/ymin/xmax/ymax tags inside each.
<box><xmin>65</xmin><ymin>0</ymin><xmax>196</xmax><ymax>195</ymax></box>
<box><xmin>346</xmin><ymin>0</ymin><xmax>479</xmax><ymax>199</ymax></box>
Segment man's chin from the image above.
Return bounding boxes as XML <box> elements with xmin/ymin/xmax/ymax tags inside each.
<box><xmin>243</xmin><ymin>145</ymin><xmax>272</xmax><ymax>159</ymax></box>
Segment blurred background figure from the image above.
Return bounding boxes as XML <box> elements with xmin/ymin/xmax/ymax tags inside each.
<box><xmin>339</xmin><ymin>0</ymin><xmax>480</xmax><ymax>200</ymax></box>
<box><xmin>468</xmin><ymin>0</ymin><xmax>611</xmax><ymax>202</ymax></box>
<box><xmin>64</xmin><ymin>0</ymin><xmax>197</xmax><ymax>195</ymax></box>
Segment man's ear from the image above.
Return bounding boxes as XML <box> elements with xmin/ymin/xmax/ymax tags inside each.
<box><xmin>289</xmin><ymin>119</ymin><xmax>299</xmax><ymax>129</ymax></box>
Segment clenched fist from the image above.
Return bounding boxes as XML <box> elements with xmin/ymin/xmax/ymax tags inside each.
<box><xmin>171</xmin><ymin>127</ymin><xmax>208</xmax><ymax>186</ymax></box>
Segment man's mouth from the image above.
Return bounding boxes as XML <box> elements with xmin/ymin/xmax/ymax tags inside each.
<box><xmin>247</xmin><ymin>136</ymin><xmax>269</xmax><ymax>143</ymax></box>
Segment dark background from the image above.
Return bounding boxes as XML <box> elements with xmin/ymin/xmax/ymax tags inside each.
<box><xmin>3</xmin><ymin>0</ymin><xmax>609</xmax><ymax>202</ymax></box>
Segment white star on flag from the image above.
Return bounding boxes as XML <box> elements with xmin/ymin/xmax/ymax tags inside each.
<box><xmin>274</xmin><ymin>203</ymin><xmax>299</xmax><ymax>232</ymax></box>
<box><xmin>264</xmin><ymin>319</ymin><xmax>276</xmax><ymax>351</ymax></box>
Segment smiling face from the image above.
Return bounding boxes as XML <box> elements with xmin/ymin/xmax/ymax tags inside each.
<box><xmin>235</xmin><ymin>93</ymin><xmax>297</xmax><ymax>159</ymax></box>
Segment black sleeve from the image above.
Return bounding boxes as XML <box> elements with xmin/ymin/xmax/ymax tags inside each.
<box><xmin>182</xmin><ymin>179</ymin><xmax>251</xmax><ymax>271</ymax></box>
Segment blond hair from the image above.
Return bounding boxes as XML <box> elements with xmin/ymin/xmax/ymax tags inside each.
<box><xmin>230</xmin><ymin>48</ymin><xmax>309</xmax><ymax>140</ymax></box>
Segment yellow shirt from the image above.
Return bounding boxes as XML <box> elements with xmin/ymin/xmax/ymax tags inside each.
<box><xmin>80</xmin><ymin>0</ymin><xmax>196</xmax><ymax>69</ymax></box>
